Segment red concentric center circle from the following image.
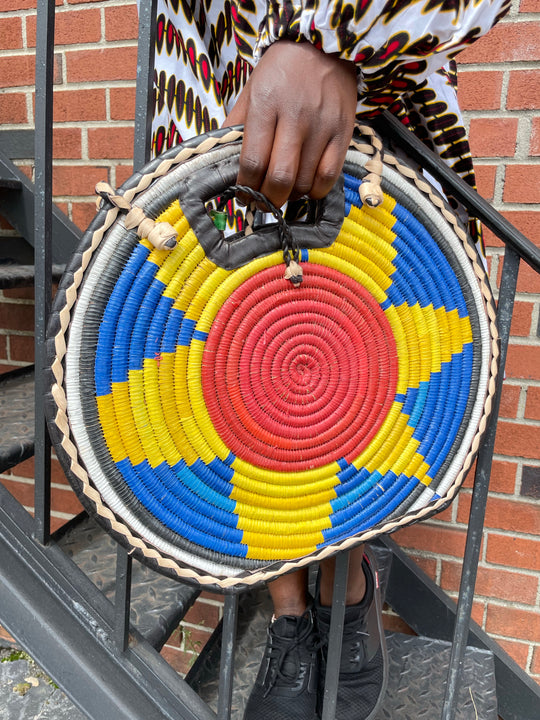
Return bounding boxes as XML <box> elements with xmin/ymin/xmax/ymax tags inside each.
<box><xmin>202</xmin><ymin>264</ymin><xmax>398</xmax><ymax>471</ymax></box>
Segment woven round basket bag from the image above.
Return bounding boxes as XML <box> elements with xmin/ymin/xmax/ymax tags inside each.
<box><xmin>46</xmin><ymin>126</ymin><xmax>498</xmax><ymax>590</ymax></box>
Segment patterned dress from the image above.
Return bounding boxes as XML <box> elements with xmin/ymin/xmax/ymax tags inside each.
<box><xmin>151</xmin><ymin>0</ymin><xmax>510</xmax><ymax>250</ymax></box>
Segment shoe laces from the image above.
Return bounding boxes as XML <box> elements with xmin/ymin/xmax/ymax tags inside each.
<box><xmin>345</xmin><ymin>627</ymin><xmax>369</xmax><ymax>666</ymax></box>
<box><xmin>263</xmin><ymin>615</ymin><xmax>320</xmax><ymax>698</ymax></box>
<box><xmin>318</xmin><ymin>615</ymin><xmax>369</xmax><ymax>667</ymax></box>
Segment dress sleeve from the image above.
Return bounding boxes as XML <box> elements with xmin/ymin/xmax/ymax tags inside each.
<box><xmin>254</xmin><ymin>0</ymin><xmax>510</xmax><ymax>106</ymax></box>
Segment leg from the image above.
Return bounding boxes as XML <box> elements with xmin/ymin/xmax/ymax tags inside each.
<box><xmin>319</xmin><ymin>544</ymin><xmax>366</xmax><ymax>607</ymax></box>
<box><xmin>316</xmin><ymin>546</ymin><xmax>388</xmax><ymax>720</ymax></box>
<box><xmin>268</xmin><ymin>567</ymin><xmax>309</xmax><ymax>617</ymax></box>
<box><xmin>243</xmin><ymin>569</ymin><xmax>319</xmax><ymax>720</ymax></box>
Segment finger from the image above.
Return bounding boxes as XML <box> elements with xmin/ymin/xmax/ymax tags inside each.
<box><xmin>259</xmin><ymin>121</ymin><xmax>305</xmax><ymax>208</ymax></box>
<box><xmin>236</xmin><ymin>101</ymin><xmax>277</xmax><ymax>195</ymax></box>
<box><xmin>310</xmin><ymin>132</ymin><xmax>351</xmax><ymax>199</ymax></box>
<box><xmin>290</xmin><ymin>127</ymin><xmax>335</xmax><ymax>200</ymax></box>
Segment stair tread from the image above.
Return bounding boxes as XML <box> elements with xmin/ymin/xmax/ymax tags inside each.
<box><xmin>0</xmin><ymin>263</ymin><xmax>65</xmax><ymax>289</ymax></box>
<box><xmin>57</xmin><ymin>514</ymin><xmax>200</xmax><ymax>649</ymax></box>
<box><xmin>0</xmin><ymin>367</ymin><xmax>35</xmax><ymax>473</ymax></box>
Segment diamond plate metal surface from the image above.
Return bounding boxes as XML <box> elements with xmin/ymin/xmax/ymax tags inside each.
<box><xmin>376</xmin><ymin>633</ymin><xmax>497</xmax><ymax>720</ymax></box>
<box><xmin>0</xmin><ymin>369</ymin><xmax>34</xmax><ymax>473</ymax></box>
<box><xmin>58</xmin><ymin>516</ymin><xmax>200</xmax><ymax>649</ymax></box>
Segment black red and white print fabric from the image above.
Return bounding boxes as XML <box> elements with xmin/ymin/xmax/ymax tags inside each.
<box><xmin>151</xmin><ymin>0</ymin><xmax>510</xmax><ymax>252</ymax></box>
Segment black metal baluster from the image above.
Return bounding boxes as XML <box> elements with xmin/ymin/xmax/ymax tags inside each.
<box><xmin>134</xmin><ymin>0</ymin><xmax>157</xmax><ymax>170</ymax></box>
<box><xmin>217</xmin><ymin>593</ymin><xmax>239</xmax><ymax>720</ymax></box>
<box><xmin>114</xmin><ymin>544</ymin><xmax>134</xmax><ymax>653</ymax></box>
<box><xmin>442</xmin><ymin>245</ymin><xmax>520</xmax><ymax>718</ymax></box>
<box><xmin>321</xmin><ymin>550</ymin><xmax>350</xmax><ymax>720</ymax></box>
<box><xmin>33</xmin><ymin>0</ymin><xmax>55</xmax><ymax>546</ymax></box>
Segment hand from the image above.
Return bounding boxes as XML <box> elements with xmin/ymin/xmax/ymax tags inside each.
<box><xmin>223</xmin><ymin>41</ymin><xmax>357</xmax><ymax>208</ymax></box>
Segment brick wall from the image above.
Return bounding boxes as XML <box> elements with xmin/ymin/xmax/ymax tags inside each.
<box><xmin>0</xmin><ymin>0</ymin><xmax>539</xmax><ymax>681</ymax></box>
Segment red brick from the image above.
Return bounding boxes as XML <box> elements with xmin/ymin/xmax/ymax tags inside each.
<box><xmin>0</xmin><ymin>626</ymin><xmax>17</xmax><ymax>648</ymax></box>
<box><xmin>52</xmin><ymin>165</ymin><xmax>109</xmax><ymax>198</ymax></box>
<box><xmin>67</xmin><ymin>0</ymin><xmax>104</xmax><ymax>4</ymax></box>
<box><xmin>0</xmin><ymin>92</ymin><xmax>27</xmax><ymax>125</ymax></box>
<box><xmin>497</xmin><ymin>639</ymin><xmax>530</xmax><ymax>670</ymax></box>
<box><xmin>183</xmin><ymin>600</ymin><xmax>220</xmax><ymax>629</ymax></box>
<box><xmin>1</xmin><ymin>478</ymin><xmax>34</xmax><ymax>509</ymax></box>
<box><xmin>17</xmin><ymin>164</ymin><xmax>33</xmax><ymax>181</ymax></box>
<box><xmin>0</xmin><ymin>54</ymin><xmax>35</xmax><ymax>88</ymax></box>
<box><xmin>457</xmin><ymin>494</ymin><xmax>540</xmax><ymax>536</ymax></box>
<box><xmin>3</xmin><ymin>0</ymin><xmax>62</xmax><ymax>8</ymax></box>
<box><xmin>505</xmin><ymin>345</ymin><xmax>540</xmax><ymax>381</ymax></box>
<box><xmin>0</xmin><ymin>335</ymin><xmax>7</xmax><ymax>360</ymax></box>
<box><xmin>458</xmin><ymin>22</ymin><xmax>540</xmax><ymax>64</ymax></box>
<box><xmin>52</xmin><ymin>127</ymin><xmax>82</xmax><ymax>160</ymax></box>
<box><xmin>51</xmin><ymin>515</ymin><xmax>72</xmax><ymax>534</ymax></box>
<box><xmin>8</xmin><ymin>456</ymin><xmax>69</xmax><ymax>486</ymax></box>
<box><xmin>3</xmin><ymin>287</ymin><xmax>34</xmax><ymax>302</ymax></box>
<box><xmin>532</xmin><ymin>646</ymin><xmax>540</xmax><ymax>675</ymax></box>
<box><xmin>105</xmin><ymin>4</ymin><xmax>139</xmax><ymax>41</ymax></box>
<box><xmin>488</xmin><ymin>459</ymin><xmax>518</xmax><ymax>494</ymax></box>
<box><xmin>160</xmin><ymin>644</ymin><xmax>195</xmax><ymax>676</ymax></box>
<box><xmin>468</xmin><ymin>118</ymin><xmax>518</xmax><ymax>158</ymax></box>
<box><xmin>499</xmin><ymin>211</ymin><xmax>540</xmax><ymax>248</ymax></box>
<box><xmin>531</xmin><ymin>117</ymin><xmax>540</xmax><ymax>156</ymax></box>
<box><xmin>441</xmin><ymin>561</ymin><xmax>538</xmax><ymax>604</ymax></box>
<box><xmin>471</xmin><ymin>600</ymin><xmax>485</xmax><ymax>627</ymax></box>
<box><xmin>504</xmin><ymin>165</ymin><xmax>540</xmax><ymax>204</ymax></box>
<box><xmin>486</xmin><ymin>533</ymin><xmax>540</xmax><ymax>572</ymax></box>
<box><xmin>110</xmin><ymin>87</ymin><xmax>136</xmax><ymax>121</ymax></box>
<box><xmin>510</xmin><ymin>301</ymin><xmax>534</xmax><ymax>337</ymax></box>
<box><xmin>0</xmin><ymin>303</ymin><xmax>34</xmax><ymax>331</ymax></box>
<box><xmin>394</xmin><ymin>523</ymin><xmax>468</xmax><ymax>558</ymax></box>
<box><xmin>53</xmin><ymin>88</ymin><xmax>107</xmax><ymax>122</ymax></box>
<box><xmin>116</xmin><ymin>164</ymin><xmax>135</xmax><ymax>187</ymax></box>
<box><xmin>501</xmin><ymin>259</ymin><xmax>539</xmax><ymax>301</ymax></box>
<box><xmin>51</xmin><ymin>485</ymin><xmax>84</xmax><ymax>515</ymax></box>
<box><xmin>473</xmin><ymin>165</ymin><xmax>497</xmax><ymax>202</ymax></box>
<box><xmin>26</xmin><ymin>8</ymin><xmax>101</xmax><ymax>47</ymax></box>
<box><xmin>486</xmin><ymin>604</ymin><xmax>540</xmax><ymax>643</ymax></box>
<box><xmin>1</xmin><ymin>478</ymin><xmax>82</xmax><ymax>516</ymax></box>
<box><xmin>0</xmin><ymin>363</ymin><xmax>22</xmax><ymax>373</ymax></box>
<box><xmin>457</xmin><ymin>71</ymin><xmax>503</xmax><ymax>111</ymax></box>
<box><xmin>9</xmin><ymin>334</ymin><xmax>34</xmax><ymax>363</ymax></box>
<box><xmin>494</xmin><ymin>418</ymin><xmax>540</xmax><ymax>457</ymax></box>
<box><xmin>65</xmin><ymin>47</ymin><xmax>138</xmax><ymax>83</ymax></box>
<box><xmin>520</xmin><ymin>0</ymin><xmax>540</xmax><ymax>12</ymax></box>
<box><xmin>71</xmin><ymin>201</ymin><xmax>98</xmax><ymax>231</ymax></box>
<box><xmin>525</xmin><ymin>386</ymin><xmax>540</xmax><ymax>421</ymax></box>
<box><xmin>0</xmin><ymin>17</ymin><xmax>23</xmax><ymax>50</ymax></box>
<box><xmin>507</xmin><ymin>70</ymin><xmax>540</xmax><ymax>110</ymax></box>
<box><xmin>406</xmin><ymin>554</ymin><xmax>438</xmax><ymax>580</ymax></box>
<box><xmin>498</xmin><ymin>383</ymin><xmax>521</xmax><ymax>418</ymax></box>
<box><xmin>88</xmin><ymin>126</ymin><xmax>135</xmax><ymax>160</ymax></box>
<box><xmin>0</xmin><ymin>0</ymin><xmax>39</xmax><ymax>10</ymax></box>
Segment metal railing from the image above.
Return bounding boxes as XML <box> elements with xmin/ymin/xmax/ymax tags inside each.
<box><xmin>0</xmin><ymin>0</ymin><xmax>538</xmax><ymax>718</ymax></box>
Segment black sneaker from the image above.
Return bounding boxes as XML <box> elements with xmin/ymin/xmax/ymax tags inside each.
<box><xmin>243</xmin><ymin>606</ymin><xmax>319</xmax><ymax>720</ymax></box>
<box><xmin>316</xmin><ymin>548</ymin><xmax>388</xmax><ymax>720</ymax></box>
